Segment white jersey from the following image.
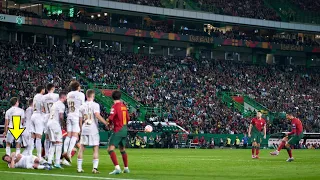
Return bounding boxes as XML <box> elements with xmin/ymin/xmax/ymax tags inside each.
<box><xmin>49</xmin><ymin>100</ymin><xmax>65</xmax><ymax>124</ymax></box>
<box><xmin>33</xmin><ymin>94</ymin><xmax>44</xmax><ymax>114</ymax></box>
<box><xmin>5</xmin><ymin>107</ymin><xmax>25</xmax><ymax>129</ymax></box>
<box><xmin>42</xmin><ymin>93</ymin><xmax>59</xmax><ymax>114</ymax></box>
<box><xmin>67</xmin><ymin>91</ymin><xmax>85</xmax><ymax>119</ymax></box>
<box><xmin>24</xmin><ymin>107</ymin><xmax>33</xmax><ymax>130</ymax></box>
<box><xmin>14</xmin><ymin>154</ymin><xmax>34</xmax><ymax>169</ymax></box>
<box><xmin>80</xmin><ymin>101</ymin><xmax>100</xmax><ymax>135</ymax></box>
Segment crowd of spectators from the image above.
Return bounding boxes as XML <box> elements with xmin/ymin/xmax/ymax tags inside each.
<box><xmin>196</xmin><ymin>0</ymin><xmax>281</xmax><ymax>21</ymax></box>
<box><xmin>291</xmin><ymin>0</ymin><xmax>320</xmax><ymax>13</ymax></box>
<box><xmin>0</xmin><ymin>41</ymin><xmax>319</xmax><ymax>134</ymax></box>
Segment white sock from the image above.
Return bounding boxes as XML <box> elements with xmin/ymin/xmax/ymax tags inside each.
<box><xmin>115</xmin><ymin>165</ymin><xmax>121</xmax><ymax>170</ymax></box>
<box><xmin>6</xmin><ymin>147</ymin><xmax>11</xmax><ymax>155</ymax></box>
<box><xmin>55</xmin><ymin>144</ymin><xmax>62</xmax><ymax>165</ymax></box>
<box><xmin>63</xmin><ymin>136</ymin><xmax>71</xmax><ymax>153</ymax></box>
<box><xmin>37</xmin><ymin>165</ymin><xmax>45</xmax><ymax>169</ymax></box>
<box><xmin>93</xmin><ymin>159</ymin><xmax>99</xmax><ymax>169</ymax></box>
<box><xmin>29</xmin><ymin>138</ymin><xmax>34</xmax><ymax>155</ymax></box>
<box><xmin>47</xmin><ymin>143</ymin><xmax>55</xmax><ymax>164</ymax></box>
<box><xmin>36</xmin><ymin>138</ymin><xmax>42</xmax><ymax>158</ymax></box>
<box><xmin>44</xmin><ymin>139</ymin><xmax>50</xmax><ymax>158</ymax></box>
<box><xmin>124</xmin><ymin>167</ymin><xmax>129</xmax><ymax>170</ymax></box>
<box><xmin>77</xmin><ymin>159</ymin><xmax>83</xmax><ymax>170</ymax></box>
<box><xmin>68</xmin><ymin>137</ymin><xmax>77</xmax><ymax>155</ymax></box>
<box><xmin>16</xmin><ymin>148</ymin><xmax>21</xmax><ymax>154</ymax></box>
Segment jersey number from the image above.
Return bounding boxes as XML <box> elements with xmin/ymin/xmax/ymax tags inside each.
<box><xmin>47</xmin><ymin>103</ymin><xmax>53</xmax><ymax>113</ymax></box>
<box><xmin>68</xmin><ymin>101</ymin><xmax>75</xmax><ymax>112</ymax></box>
<box><xmin>122</xmin><ymin>111</ymin><xmax>127</xmax><ymax>125</ymax></box>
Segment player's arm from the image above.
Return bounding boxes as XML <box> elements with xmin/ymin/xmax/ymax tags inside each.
<box><xmin>287</xmin><ymin>124</ymin><xmax>296</xmax><ymax>136</ymax></box>
<box><xmin>9</xmin><ymin>152</ymin><xmax>17</xmax><ymax>168</ymax></box>
<box><xmin>4</xmin><ymin>111</ymin><xmax>9</xmax><ymax>136</ymax></box>
<box><xmin>248</xmin><ymin>124</ymin><xmax>252</xmax><ymax>137</ymax></box>
<box><xmin>263</xmin><ymin>124</ymin><xmax>267</xmax><ymax>139</ymax></box>
<box><xmin>107</xmin><ymin>107</ymin><xmax>117</xmax><ymax>124</ymax></box>
<box><xmin>94</xmin><ymin>104</ymin><xmax>108</xmax><ymax>126</ymax></box>
<box><xmin>21</xmin><ymin>111</ymin><xmax>25</xmax><ymax>126</ymax></box>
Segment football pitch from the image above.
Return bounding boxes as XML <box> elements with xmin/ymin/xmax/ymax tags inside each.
<box><xmin>0</xmin><ymin>148</ymin><xmax>319</xmax><ymax>180</ymax></box>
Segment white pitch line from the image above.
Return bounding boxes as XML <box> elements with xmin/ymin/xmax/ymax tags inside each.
<box><xmin>0</xmin><ymin>171</ymin><xmax>139</xmax><ymax>180</ymax></box>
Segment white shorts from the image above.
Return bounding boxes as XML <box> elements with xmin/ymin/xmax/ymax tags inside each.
<box><xmin>80</xmin><ymin>134</ymin><xmax>100</xmax><ymax>146</ymax></box>
<box><xmin>47</xmin><ymin>122</ymin><xmax>62</xmax><ymax>142</ymax></box>
<box><xmin>66</xmin><ymin>117</ymin><xmax>80</xmax><ymax>133</ymax></box>
<box><xmin>30</xmin><ymin>113</ymin><xmax>45</xmax><ymax>135</ymax></box>
<box><xmin>6</xmin><ymin>131</ymin><xmax>22</xmax><ymax>144</ymax></box>
<box><xmin>43</xmin><ymin>114</ymin><xmax>50</xmax><ymax>134</ymax></box>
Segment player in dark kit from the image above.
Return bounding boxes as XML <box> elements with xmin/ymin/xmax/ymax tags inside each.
<box><xmin>248</xmin><ymin>111</ymin><xmax>266</xmax><ymax>159</ymax></box>
<box><xmin>270</xmin><ymin>113</ymin><xmax>304</xmax><ymax>162</ymax></box>
<box><xmin>107</xmin><ymin>90</ymin><xmax>130</xmax><ymax>175</ymax></box>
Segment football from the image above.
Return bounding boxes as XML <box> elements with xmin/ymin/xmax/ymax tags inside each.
<box><xmin>144</xmin><ymin>125</ymin><xmax>153</xmax><ymax>132</ymax></box>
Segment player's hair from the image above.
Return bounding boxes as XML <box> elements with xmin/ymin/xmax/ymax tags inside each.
<box><xmin>59</xmin><ymin>91</ymin><xmax>67</xmax><ymax>98</ymax></box>
<box><xmin>28</xmin><ymin>99</ymin><xmax>33</xmax><ymax>106</ymax></box>
<box><xmin>2</xmin><ymin>154</ymin><xmax>9</xmax><ymax>162</ymax></box>
<box><xmin>70</xmin><ymin>81</ymin><xmax>80</xmax><ymax>91</ymax></box>
<box><xmin>86</xmin><ymin>89</ymin><xmax>95</xmax><ymax>98</ymax></box>
<box><xmin>46</xmin><ymin>83</ymin><xmax>55</xmax><ymax>91</ymax></box>
<box><xmin>112</xmin><ymin>90</ymin><xmax>121</xmax><ymax>100</ymax></box>
<box><xmin>10</xmin><ymin>97</ymin><xmax>19</xmax><ymax>106</ymax></box>
<box><xmin>36</xmin><ymin>85</ymin><xmax>45</xmax><ymax>93</ymax></box>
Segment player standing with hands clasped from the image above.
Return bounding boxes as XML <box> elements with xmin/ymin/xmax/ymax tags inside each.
<box><xmin>248</xmin><ymin>111</ymin><xmax>266</xmax><ymax>159</ymax></box>
<box><xmin>107</xmin><ymin>90</ymin><xmax>130</xmax><ymax>175</ymax></box>
<box><xmin>77</xmin><ymin>89</ymin><xmax>108</xmax><ymax>173</ymax></box>
<box><xmin>270</xmin><ymin>112</ymin><xmax>304</xmax><ymax>162</ymax></box>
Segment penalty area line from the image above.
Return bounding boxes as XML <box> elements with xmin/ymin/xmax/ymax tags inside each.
<box><xmin>0</xmin><ymin>171</ymin><xmax>139</xmax><ymax>180</ymax></box>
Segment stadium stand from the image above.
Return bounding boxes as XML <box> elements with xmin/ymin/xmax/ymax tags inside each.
<box><xmin>0</xmin><ymin>41</ymin><xmax>319</xmax><ymax>135</ymax></box>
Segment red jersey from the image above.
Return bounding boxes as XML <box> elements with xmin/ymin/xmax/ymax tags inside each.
<box><xmin>108</xmin><ymin>102</ymin><xmax>130</xmax><ymax>133</ymax></box>
<box><xmin>251</xmin><ymin>117</ymin><xmax>266</xmax><ymax>132</ymax></box>
<box><xmin>288</xmin><ymin>118</ymin><xmax>303</xmax><ymax>135</ymax></box>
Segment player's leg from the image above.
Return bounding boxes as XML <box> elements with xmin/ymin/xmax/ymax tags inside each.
<box><xmin>270</xmin><ymin>136</ymin><xmax>288</xmax><ymax>156</ymax></box>
<box><xmin>66</xmin><ymin>119</ymin><xmax>79</xmax><ymax>160</ymax></box>
<box><xmin>119</xmin><ymin>140</ymin><xmax>129</xmax><ymax>173</ymax></box>
<box><xmin>15</xmin><ymin>142</ymin><xmax>21</xmax><ymax>155</ymax></box>
<box><xmin>62</xmin><ymin>118</ymin><xmax>72</xmax><ymax>162</ymax></box>
<box><xmin>47</xmin><ymin>127</ymin><xmax>56</xmax><ymax>167</ymax></box>
<box><xmin>5</xmin><ymin>132</ymin><xmax>13</xmax><ymax>155</ymax></box>
<box><xmin>285</xmin><ymin>135</ymin><xmax>302</xmax><ymax>162</ymax></box>
<box><xmin>77</xmin><ymin>140</ymin><xmax>85</xmax><ymax>173</ymax></box>
<box><xmin>92</xmin><ymin>145</ymin><xmax>100</xmax><ymax>174</ymax></box>
<box><xmin>251</xmin><ymin>141</ymin><xmax>256</xmax><ymax>158</ymax></box>
<box><xmin>108</xmin><ymin>133</ymin><xmax>121</xmax><ymax>175</ymax></box>
<box><xmin>44</xmin><ymin>134</ymin><xmax>51</xmax><ymax>159</ymax></box>
<box><xmin>255</xmin><ymin>143</ymin><xmax>260</xmax><ymax>159</ymax></box>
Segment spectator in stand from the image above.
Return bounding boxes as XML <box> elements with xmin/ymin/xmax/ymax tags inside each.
<box><xmin>242</xmin><ymin>134</ymin><xmax>249</xmax><ymax>149</ymax></box>
<box><xmin>197</xmin><ymin>0</ymin><xmax>280</xmax><ymax>21</ymax></box>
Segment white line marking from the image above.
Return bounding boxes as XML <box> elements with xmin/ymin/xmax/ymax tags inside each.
<box><xmin>0</xmin><ymin>171</ymin><xmax>138</xmax><ymax>180</ymax></box>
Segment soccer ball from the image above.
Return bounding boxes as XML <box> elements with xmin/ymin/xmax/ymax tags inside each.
<box><xmin>144</xmin><ymin>125</ymin><xmax>153</xmax><ymax>133</ymax></box>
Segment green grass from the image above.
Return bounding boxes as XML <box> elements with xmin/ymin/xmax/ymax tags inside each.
<box><xmin>0</xmin><ymin>148</ymin><xmax>319</xmax><ymax>180</ymax></box>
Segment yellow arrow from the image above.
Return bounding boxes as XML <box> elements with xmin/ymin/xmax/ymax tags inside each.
<box><xmin>8</xmin><ymin>116</ymin><xmax>25</xmax><ymax>140</ymax></box>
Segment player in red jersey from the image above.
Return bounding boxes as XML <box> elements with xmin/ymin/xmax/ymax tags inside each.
<box><xmin>107</xmin><ymin>90</ymin><xmax>130</xmax><ymax>175</ymax></box>
<box><xmin>270</xmin><ymin>113</ymin><xmax>304</xmax><ymax>162</ymax></box>
<box><xmin>248</xmin><ymin>111</ymin><xmax>266</xmax><ymax>159</ymax></box>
